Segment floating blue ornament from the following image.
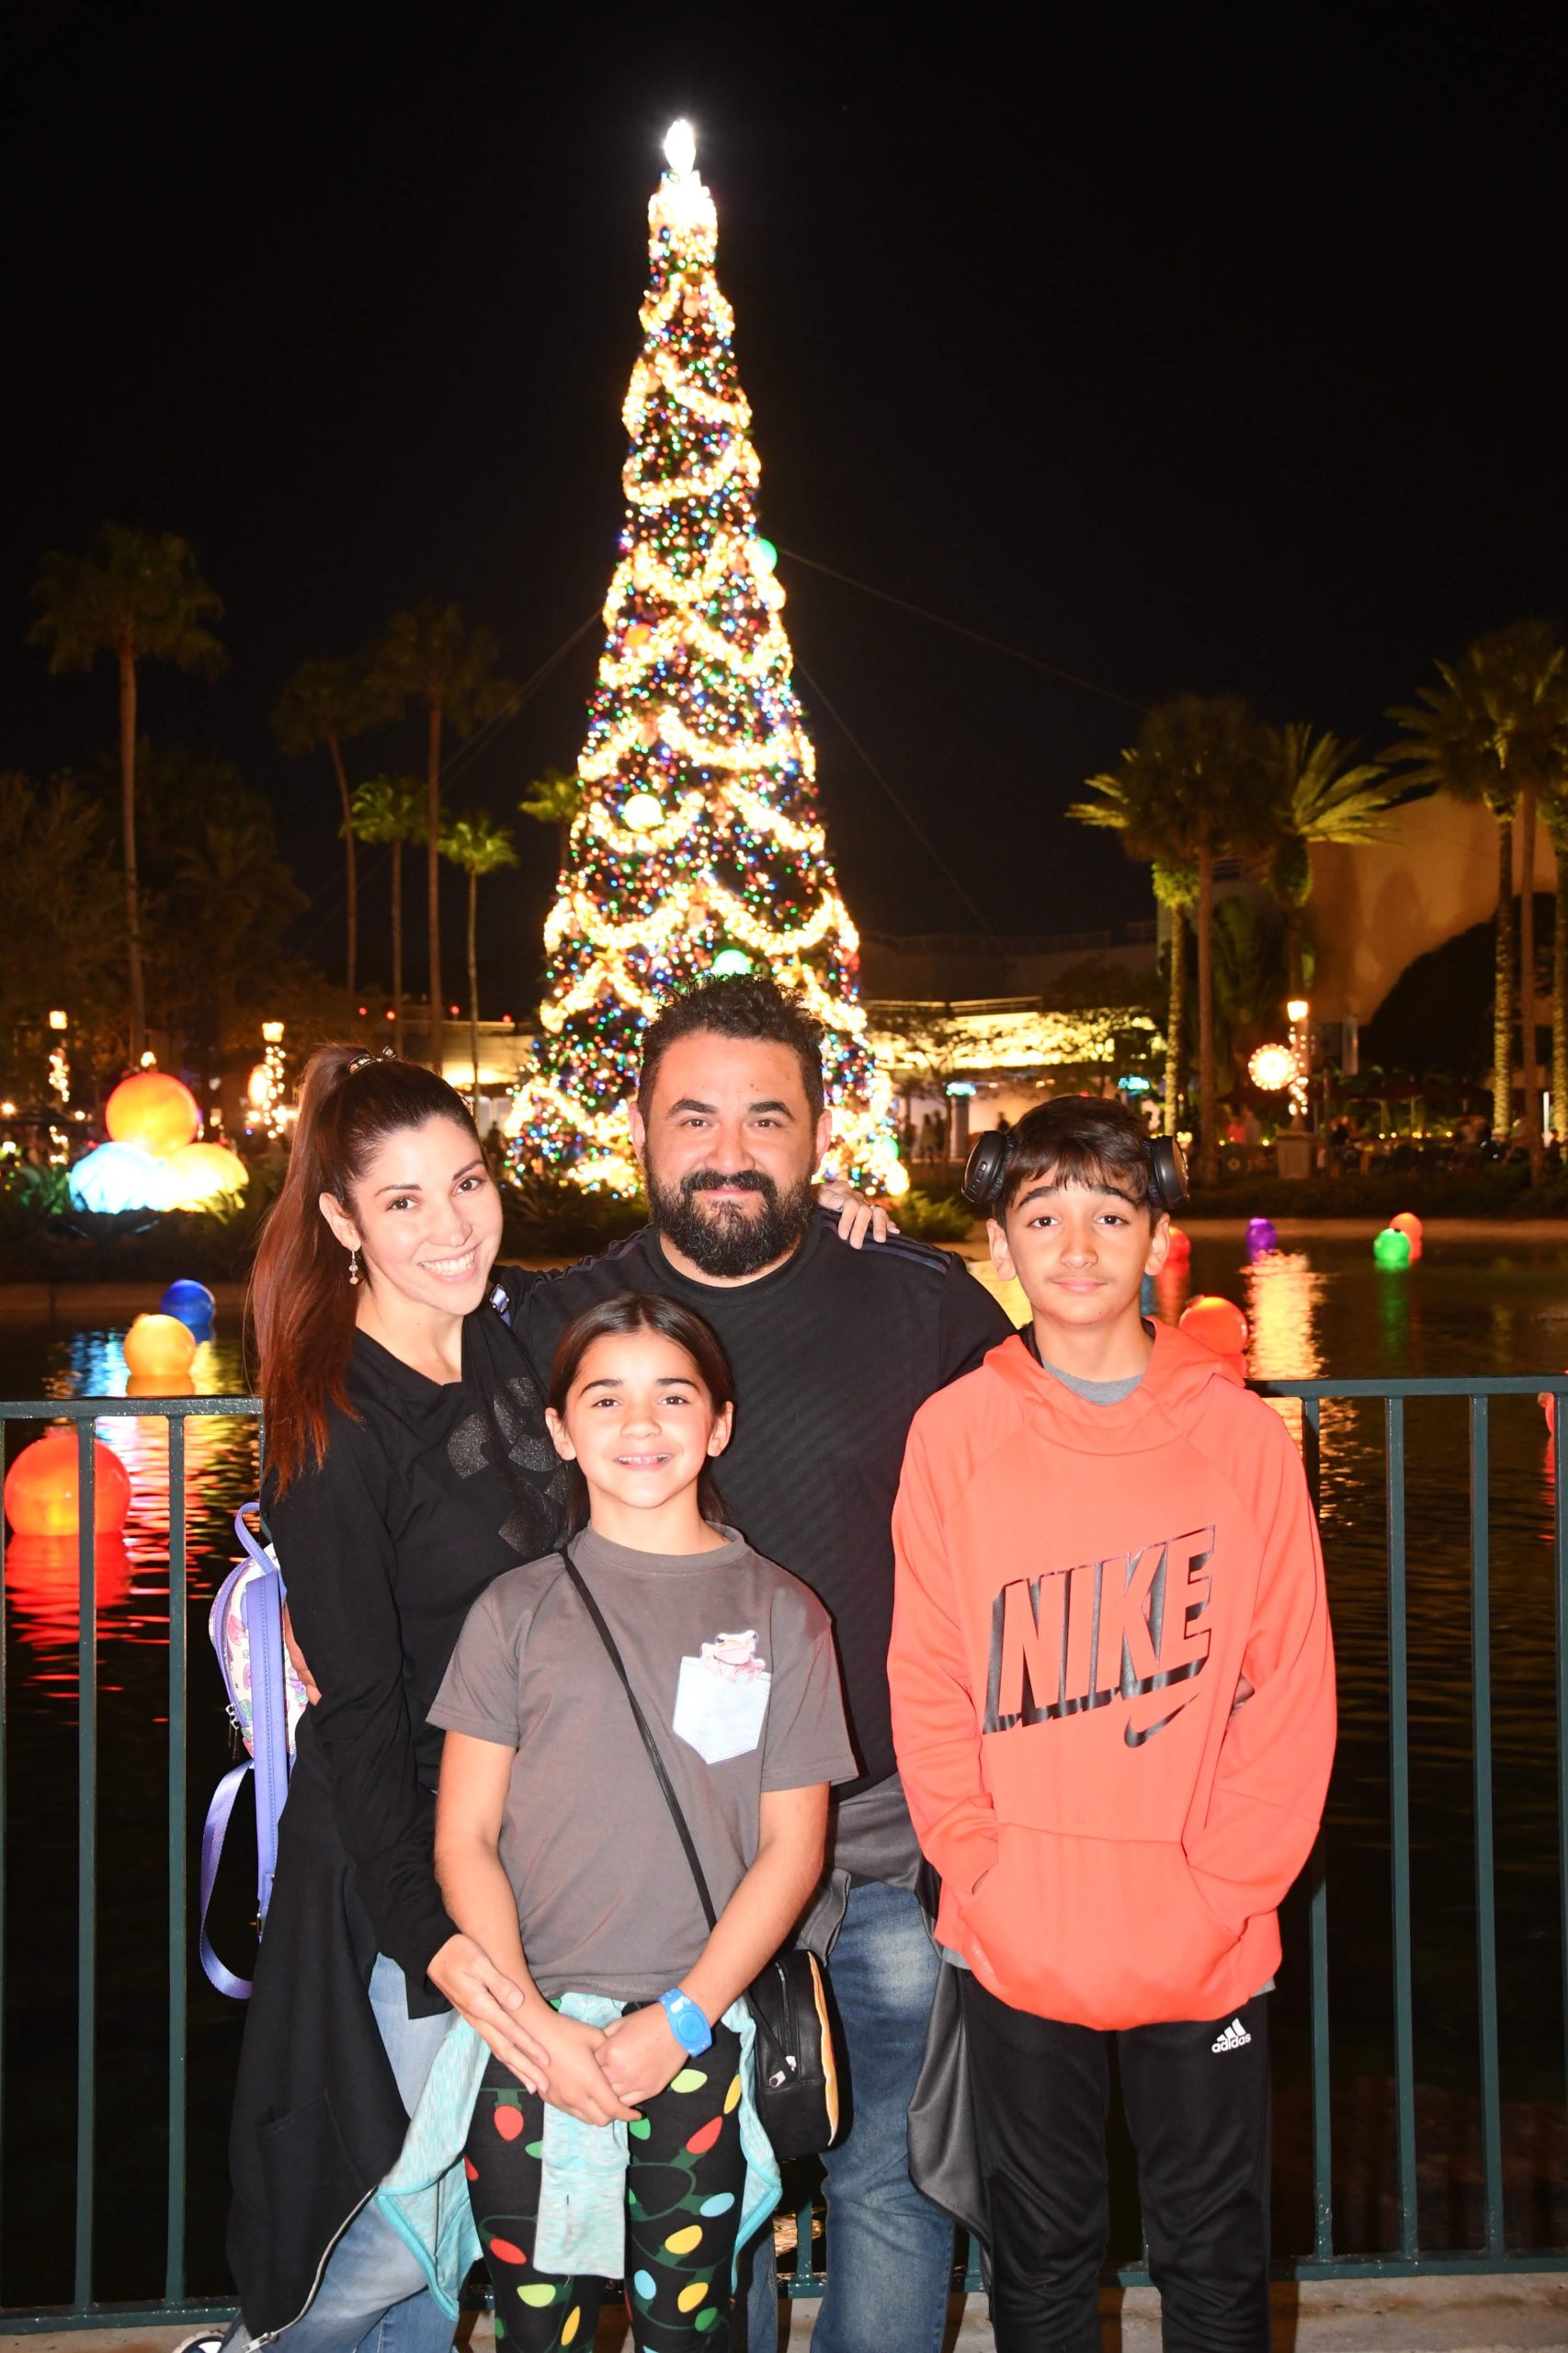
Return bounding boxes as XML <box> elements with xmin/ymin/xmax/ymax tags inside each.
<box><xmin>160</xmin><ymin>1278</ymin><xmax>216</xmax><ymax>1332</ymax></box>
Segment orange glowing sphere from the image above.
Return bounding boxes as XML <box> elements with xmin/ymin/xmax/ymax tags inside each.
<box><xmin>4</xmin><ymin>1429</ymin><xmax>131</xmax><ymax>1535</ymax></box>
<box><xmin>106</xmin><ymin>1070</ymin><xmax>200</xmax><ymax>1158</ymax></box>
<box><xmin>126</xmin><ymin>1370</ymin><xmax>195</xmax><ymax>1398</ymax></box>
<box><xmin>122</xmin><ymin>1313</ymin><xmax>199</xmax><ymax>1378</ymax></box>
<box><xmin>1165</xmin><ymin>1225</ymin><xmax>1192</xmax><ymax>1263</ymax></box>
<box><xmin>1180</xmin><ymin>1295</ymin><xmax>1250</xmax><ymax>1360</ymax></box>
<box><xmin>1391</xmin><ymin>1211</ymin><xmax>1423</xmax><ymax>1259</ymax></box>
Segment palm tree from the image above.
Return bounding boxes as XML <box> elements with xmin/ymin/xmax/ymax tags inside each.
<box><xmin>1545</xmin><ymin>784</ymin><xmax>1568</xmax><ymax>1141</ymax></box>
<box><xmin>28</xmin><ymin>524</ymin><xmax>224</xmax><ymax>1060</ymax></box>
<box><xmin>440</xmin><ymin>813</ymin><xmax>519</xmax><ymax>1112</ymax></box>
<box><xmin>1262</xmin><ymin>724</ymin><xmax>1394</xmax><ymax>998</ymax></box>
<box><xmin>518</xmin><ymin>767</ymin><xmax>583</xmax><ymax>874</ymax></box>
<box><xmin>1073</xmin><ymin>697</ymin><xmax>1273</xmax><ymax>1183</ymax></box>
<box><xmin>349</xmin><ymin>776</ymin><xmax>425</xmax><ymax>1047</ymax></box>
<box><xmin>1388</xmin><ymin>622</ymin><xmax>1568</xmax><ymax>1169</ymax></box>
<box><xmin>1151</xmin><ymin>860</ymin><xmax>1197</xmax><ymax>1137</ymax></box>
<box><xmin>370</xmin><ymin>604</ymin><xmax>515</xmax><ymax>1063</ymax></box>
<box><xmin>271</xmin><ymin>658</ymin><xmax>395</xmax><ymax>994</ymax></box>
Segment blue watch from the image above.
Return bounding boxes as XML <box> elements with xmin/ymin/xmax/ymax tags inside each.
<box><xmin>659</xmin><ymin>1988</ymin><xmax>712</xmax><ymax>2055</ymax></box>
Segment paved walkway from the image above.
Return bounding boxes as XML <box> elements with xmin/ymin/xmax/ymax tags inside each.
<box><xmin>7</xmin><ymin>2277</ymin><xmax>1568</xmax><ymax>2352</ymax></box>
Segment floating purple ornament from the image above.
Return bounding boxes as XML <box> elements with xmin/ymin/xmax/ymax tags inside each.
<box><xmin>1246</xmin><ymin>1215</ymin><xmax>1278</xmax><ymax>1259</ymax></box>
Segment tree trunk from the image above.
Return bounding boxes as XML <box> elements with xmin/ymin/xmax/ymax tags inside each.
<box><xmin>1518</xmin><ymin>782</ymin><xmax>1543</xmax><ymax>1179</ymax></box>
<box><xmin>426</xmin><ymin>700</ymin><xmax>443</xmax><ymax>1070</ymax></box>
<box><xmin>1285</xmin><ymin>903</ymin><xmax>1304</xmax><ymax>1002</ymax></box>
<box><xmin>1197</xmin><ymin>841</ymin><xmax>1218</xmax><ymax>1187</ymax></box>
<box><xmin>1494</xmin><ymin>817</ymin><xmax>1516</xmax><ymax>1142</ymax></box>
<box><xmin>1165</xmin><ymin>904</ymin><xmax>1186</xmax><ymax>1139</ymax></box>
<box><xmin>329</xmin><ymin>733</ymin><xmax>357</xmax><ymax>996</ymax></box>
<box><xmin>1553</xmin><ymin>835</ymin><xmax>1568</xmax><ymax>1147</ymax></box>
<box><xmin>391</xmin><ymin>838</ymin><xmax>403</xmax><ymax>1048</ymax></box>
<box><xmin>467</xmin><ymin>868</ymin><xmax>481</xmax><ymax>1118</ymax></box>
<box><xmin>118</xmin><ymin>641</ymin><xmax>145</xmax><ymax>1063</ymax></box>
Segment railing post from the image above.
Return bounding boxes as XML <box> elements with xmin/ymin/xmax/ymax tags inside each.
<box><xmin>74</xmin><ymin>1419</ymin><xmax>99</xmax><ymax>2313</ymax></box>
<box><xmin>1469</xmin><ymin>1398</ymin><xmax>1504</xmax><ymax>2255</ymax></box>
<box><xmin>1556</xmin><ymin>1398</ymin><xmax>1568</xmax><ymax>2153</ymax></box>
<box><xmin>166</xmin><ymin>1414</ymin><xmax>188</xmax><ymax>2306</ymax></box>
<box><xmin>1385</xmin><ymin>1396</ymin><xmax>1417</xmax><ymax>2261</ymax></box>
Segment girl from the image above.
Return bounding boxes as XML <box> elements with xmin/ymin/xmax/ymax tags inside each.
<box><xmin>214</xmin><ymin>1045</ymin><xmax>881</xmax><ymax>2353</ymax></box>
<box><xmin>430</xmin><ymin>1292</ymin><xmax>857</xmax><ymax>2351</ymax></box>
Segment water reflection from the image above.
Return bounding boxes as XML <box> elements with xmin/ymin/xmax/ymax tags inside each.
<box><xmin>5</xmin><ymin>1317</ymin><xmax>258</xmax><ymax>1702</ymax></box>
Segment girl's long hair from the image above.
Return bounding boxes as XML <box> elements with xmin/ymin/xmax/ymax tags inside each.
<box><xmin>547</xmin><ymin>1292</ymin><xmax>734</xmax><ymax>1537</ymax></box>
<box><xmin>248</xmin><ymin>1045</ymin><xmax>482</xmax><ymax>1490</ymax></box>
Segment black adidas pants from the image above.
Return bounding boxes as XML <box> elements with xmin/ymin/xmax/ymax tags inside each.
<box><xmin>960</xmin><ymin>1975</ymin><xmax>1271</xmax><ymax>2352</ymax></box>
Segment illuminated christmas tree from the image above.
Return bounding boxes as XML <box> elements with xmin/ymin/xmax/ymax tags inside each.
<box><xmin>510</xmin><ymin>121</ymin><xmax>901</xmax><ymax>1195</ymax></box>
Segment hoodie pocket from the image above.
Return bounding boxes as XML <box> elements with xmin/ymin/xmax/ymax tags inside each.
<box><xmin>960</xmin><ymin>1822</ymin><xmax>1243</xmax><ymax>2028</ymax></box>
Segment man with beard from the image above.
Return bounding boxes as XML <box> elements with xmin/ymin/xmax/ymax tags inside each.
<box><xmin>512</xmin><ymin>975</ymin><xmax>1011</xmax><ymax>2353</ymax></box>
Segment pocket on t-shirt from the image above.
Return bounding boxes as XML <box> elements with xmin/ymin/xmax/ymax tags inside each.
<box><xmin>673</xmin><ymin>1654</ymin><xmax>771</xmax><ymax>1765</ymax></box>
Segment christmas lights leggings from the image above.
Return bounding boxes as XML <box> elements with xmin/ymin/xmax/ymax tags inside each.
<box><xmin>464</xmin><ymin>2026</ymin><xmax>748</xmax><ymax>2352</ymax></box>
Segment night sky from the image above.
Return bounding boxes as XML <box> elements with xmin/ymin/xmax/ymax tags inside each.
<box><xmin>7</xmin><ymin>4</ymin><xmax>1565</xmax><ymax>1012</ymax></box>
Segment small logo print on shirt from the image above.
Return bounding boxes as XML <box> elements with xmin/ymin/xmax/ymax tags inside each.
<box><xmin>1210</xmin><ymin>2017</ymin><xmax>1252</xmax><ymax>2053</ymax></box>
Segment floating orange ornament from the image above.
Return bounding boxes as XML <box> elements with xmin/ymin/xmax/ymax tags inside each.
<box><xmin>1391</xmin><ymin>1211</ymin><xmax>1424</xmax><ymax>1261</ymax></box>
<box><xmin>1165</xmin><ymin>1225</ymin><xmax>1192</xmax><ymax>1265</ymax></box>
<box><xmin>122</xmin><ymin>1313</ymin><xmax>199</xmax><ymax>1380</ymax></box>
<box><xmin>1179</xmin><ymin>1295</ymin><xmax>1249</xmax><ymax>1362</ymax></box>
<box><xmin>4</xmin><ymin>1429</ymin><xmax>131</xmax><ymax>1535</ymax></box>
<box><xmin>106</xmin><ymin>1070</ymin><xmax>200</xmax><ymax>1158</ymax></box>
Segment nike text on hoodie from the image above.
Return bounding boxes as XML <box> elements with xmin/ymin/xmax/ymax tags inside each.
<box><xmin>889</xmin><ymin>1321</ymin><xmax>1336</xmax><ymax>2031</ymax></box>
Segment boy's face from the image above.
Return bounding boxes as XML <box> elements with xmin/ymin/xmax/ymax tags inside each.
<box><xmin>988</xmin><ymin>1172</ymin><xmax>1169</xmax><ymax>1335</ymax></box>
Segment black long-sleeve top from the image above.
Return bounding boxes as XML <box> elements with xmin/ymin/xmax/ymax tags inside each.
<box><xmin>265</xmin><ymin>1302</ymin><xmax>567</xmax><ymax>1995</ymax></box>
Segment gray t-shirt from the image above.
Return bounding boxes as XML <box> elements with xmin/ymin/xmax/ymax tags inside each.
<box><xmin>430</xmin><ymin>1524</ymin><xmax>858</xmax><ymax>2001</ymax></box>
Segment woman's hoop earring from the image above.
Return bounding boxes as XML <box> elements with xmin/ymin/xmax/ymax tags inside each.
<box><xmin>347</xmin><ymin>1248</ymin><xmax>361</xmax><ymax>1288</ymax></box>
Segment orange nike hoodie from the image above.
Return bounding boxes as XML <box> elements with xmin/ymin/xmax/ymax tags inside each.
<box><xmin>889</xmin><ymin>1321</ymin><xmax>1335</xmax><ymax>2030</ymax></box>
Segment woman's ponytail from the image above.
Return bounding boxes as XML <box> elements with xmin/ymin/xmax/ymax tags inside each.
<box><xmin>247</xmin><ymin>1045</ymin><xmax>480</xmax><ymax>1489</ymax></box>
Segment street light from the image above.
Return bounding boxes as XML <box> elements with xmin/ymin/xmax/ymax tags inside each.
<box><xmin>1286</xmin><ymin>998</ymin><xmax>1311</xmax><ymax>1127</ymax></box>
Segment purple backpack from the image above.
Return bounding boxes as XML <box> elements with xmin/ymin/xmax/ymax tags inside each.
<box><xmin>199</xmin><ymin>1504</ymin><xmax>307</xmax><ymax>1997</ymax></box>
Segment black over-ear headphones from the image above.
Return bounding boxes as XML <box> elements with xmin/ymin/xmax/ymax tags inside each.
<box><xmin>961</xmin><ymin>1126</ymin><xmax>1190</xmax><ymax>1219</ymax></box>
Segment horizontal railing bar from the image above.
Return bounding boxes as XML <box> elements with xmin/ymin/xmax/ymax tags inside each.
<box><xmin>1257</xmin><ymin>1376</ymin><xmax>1568</xmax><ymax>1398</ymax></box>
<box><xmin>0</xmin><ymin>1396</ymin><xmax>261</xmax><ymax>1418</ymax></box>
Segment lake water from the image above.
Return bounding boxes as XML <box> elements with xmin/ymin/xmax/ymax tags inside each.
<box><xmin>1</xmin><ymin>1231</ymin><xmax>1566</xmax><ymax>2303</ymax></box>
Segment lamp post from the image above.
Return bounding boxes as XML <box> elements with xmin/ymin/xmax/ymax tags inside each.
<box><xmin>1287</xmin><ymin>997</ymin><xmax>1311</xmax><ymax>1130</ymax></box>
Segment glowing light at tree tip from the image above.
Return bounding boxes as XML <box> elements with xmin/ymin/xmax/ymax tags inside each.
<box><xmin>665</xmin><ymin>119</ymin><xmax>697</xmax><ymax>175</ymax></box>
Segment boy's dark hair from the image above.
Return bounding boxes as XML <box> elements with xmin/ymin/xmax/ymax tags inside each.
<box><xmin>547</xmin><ymin>1290</ymin><xmax>733</xmax><ymax>1535</ymax></box>
<box><xmin>638</xmin><ymin>973</ymin><xmax>825</xmax><ymax>1123</ymax></box>
<box><xmin>994</xmin><ymin>1095</ymin><xmax>1159</xmax><ymax>1219</ymax></box>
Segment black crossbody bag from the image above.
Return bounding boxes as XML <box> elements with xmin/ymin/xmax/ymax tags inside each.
<box><xmin>562</xmin><ymin>1551</ymin><xmax>841</xmax><ymax>2162</ymax></box>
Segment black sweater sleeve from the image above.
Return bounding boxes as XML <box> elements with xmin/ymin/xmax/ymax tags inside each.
<box><xmin>267</xmin><ymin>1420</ymin><xmax>457</xmax><ymax>1990</ymax></box>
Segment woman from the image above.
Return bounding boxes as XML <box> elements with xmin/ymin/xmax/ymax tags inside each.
<box><xmin>210</xmin><ymin>1044</ymin><xmax>882</xmax><ymax>2353</ymax></box>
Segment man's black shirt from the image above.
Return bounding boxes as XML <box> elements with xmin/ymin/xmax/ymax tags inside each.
<box><xmin>506</xmin><ymin>1211</ymin><xmax>1013</xmax><ymax>1791</ymax></box>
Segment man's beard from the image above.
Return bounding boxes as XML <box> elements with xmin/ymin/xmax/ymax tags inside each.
<box><xmin>647</xmin><ymin>1163</ymin><xmax>816</xmax><ymax>1279</ymax></box>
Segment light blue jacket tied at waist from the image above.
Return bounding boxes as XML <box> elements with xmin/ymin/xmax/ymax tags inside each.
<box><xmin>375</xmin><ymin>1992</ymin><xmax>781</xmax><ymax>2317</ymax></box>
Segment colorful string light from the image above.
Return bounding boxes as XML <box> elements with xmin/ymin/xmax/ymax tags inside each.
<box><xmin>508</xmin><ymin>125</ymin><xmax>902</xmax><ymax>1195</ymax></box>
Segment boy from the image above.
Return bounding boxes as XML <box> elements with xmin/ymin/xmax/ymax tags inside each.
<box><xmin>888</xmin><ymin>1097</ymin><xmax>1335</xmax><ymax>2351</ymax></box>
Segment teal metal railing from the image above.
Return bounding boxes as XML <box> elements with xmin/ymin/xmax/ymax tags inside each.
<box><xmin>1</xmin><ymin>1376</ymin><xmax>1566</xmax><ymax>2331</ymax></box>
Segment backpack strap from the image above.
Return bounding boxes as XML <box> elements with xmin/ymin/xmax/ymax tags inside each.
<box><xmin>244</xmin><ymin>1568</ymin><xmax>290</xmax><ymax>1921</ymax></box>
<box><xmin>199</xmin><ymin>1764</ymin><xmax>256</xmax><ymax>1999</ymax></box>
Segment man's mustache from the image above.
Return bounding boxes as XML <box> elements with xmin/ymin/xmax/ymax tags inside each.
<box><xmin>682</xmin><ymin>1168</ymin><xmax>774</xmax><ymax>1199</ymax></box>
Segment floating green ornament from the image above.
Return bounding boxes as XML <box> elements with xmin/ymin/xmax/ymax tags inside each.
<box><xmin>1373</xmin><ymin>1227</ymin><xmax>1412</xmax><ymax>1268</ymax></box>
<box><xmin>754</xmin><ymin>537</ymin><xmax>778</xmax><ymax>574</ymax></box>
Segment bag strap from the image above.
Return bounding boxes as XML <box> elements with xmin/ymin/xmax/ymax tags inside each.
<box><xmin>561</xmin><ymin>1547</ymin><xmax>719</xmax><ymax>1934</ymax></box>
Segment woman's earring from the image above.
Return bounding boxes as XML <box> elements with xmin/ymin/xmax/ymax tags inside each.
<box><xmin>347</xmin><ymin>1248</ymin><xmax>360</xmax><ymax>1288</ymax></box>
